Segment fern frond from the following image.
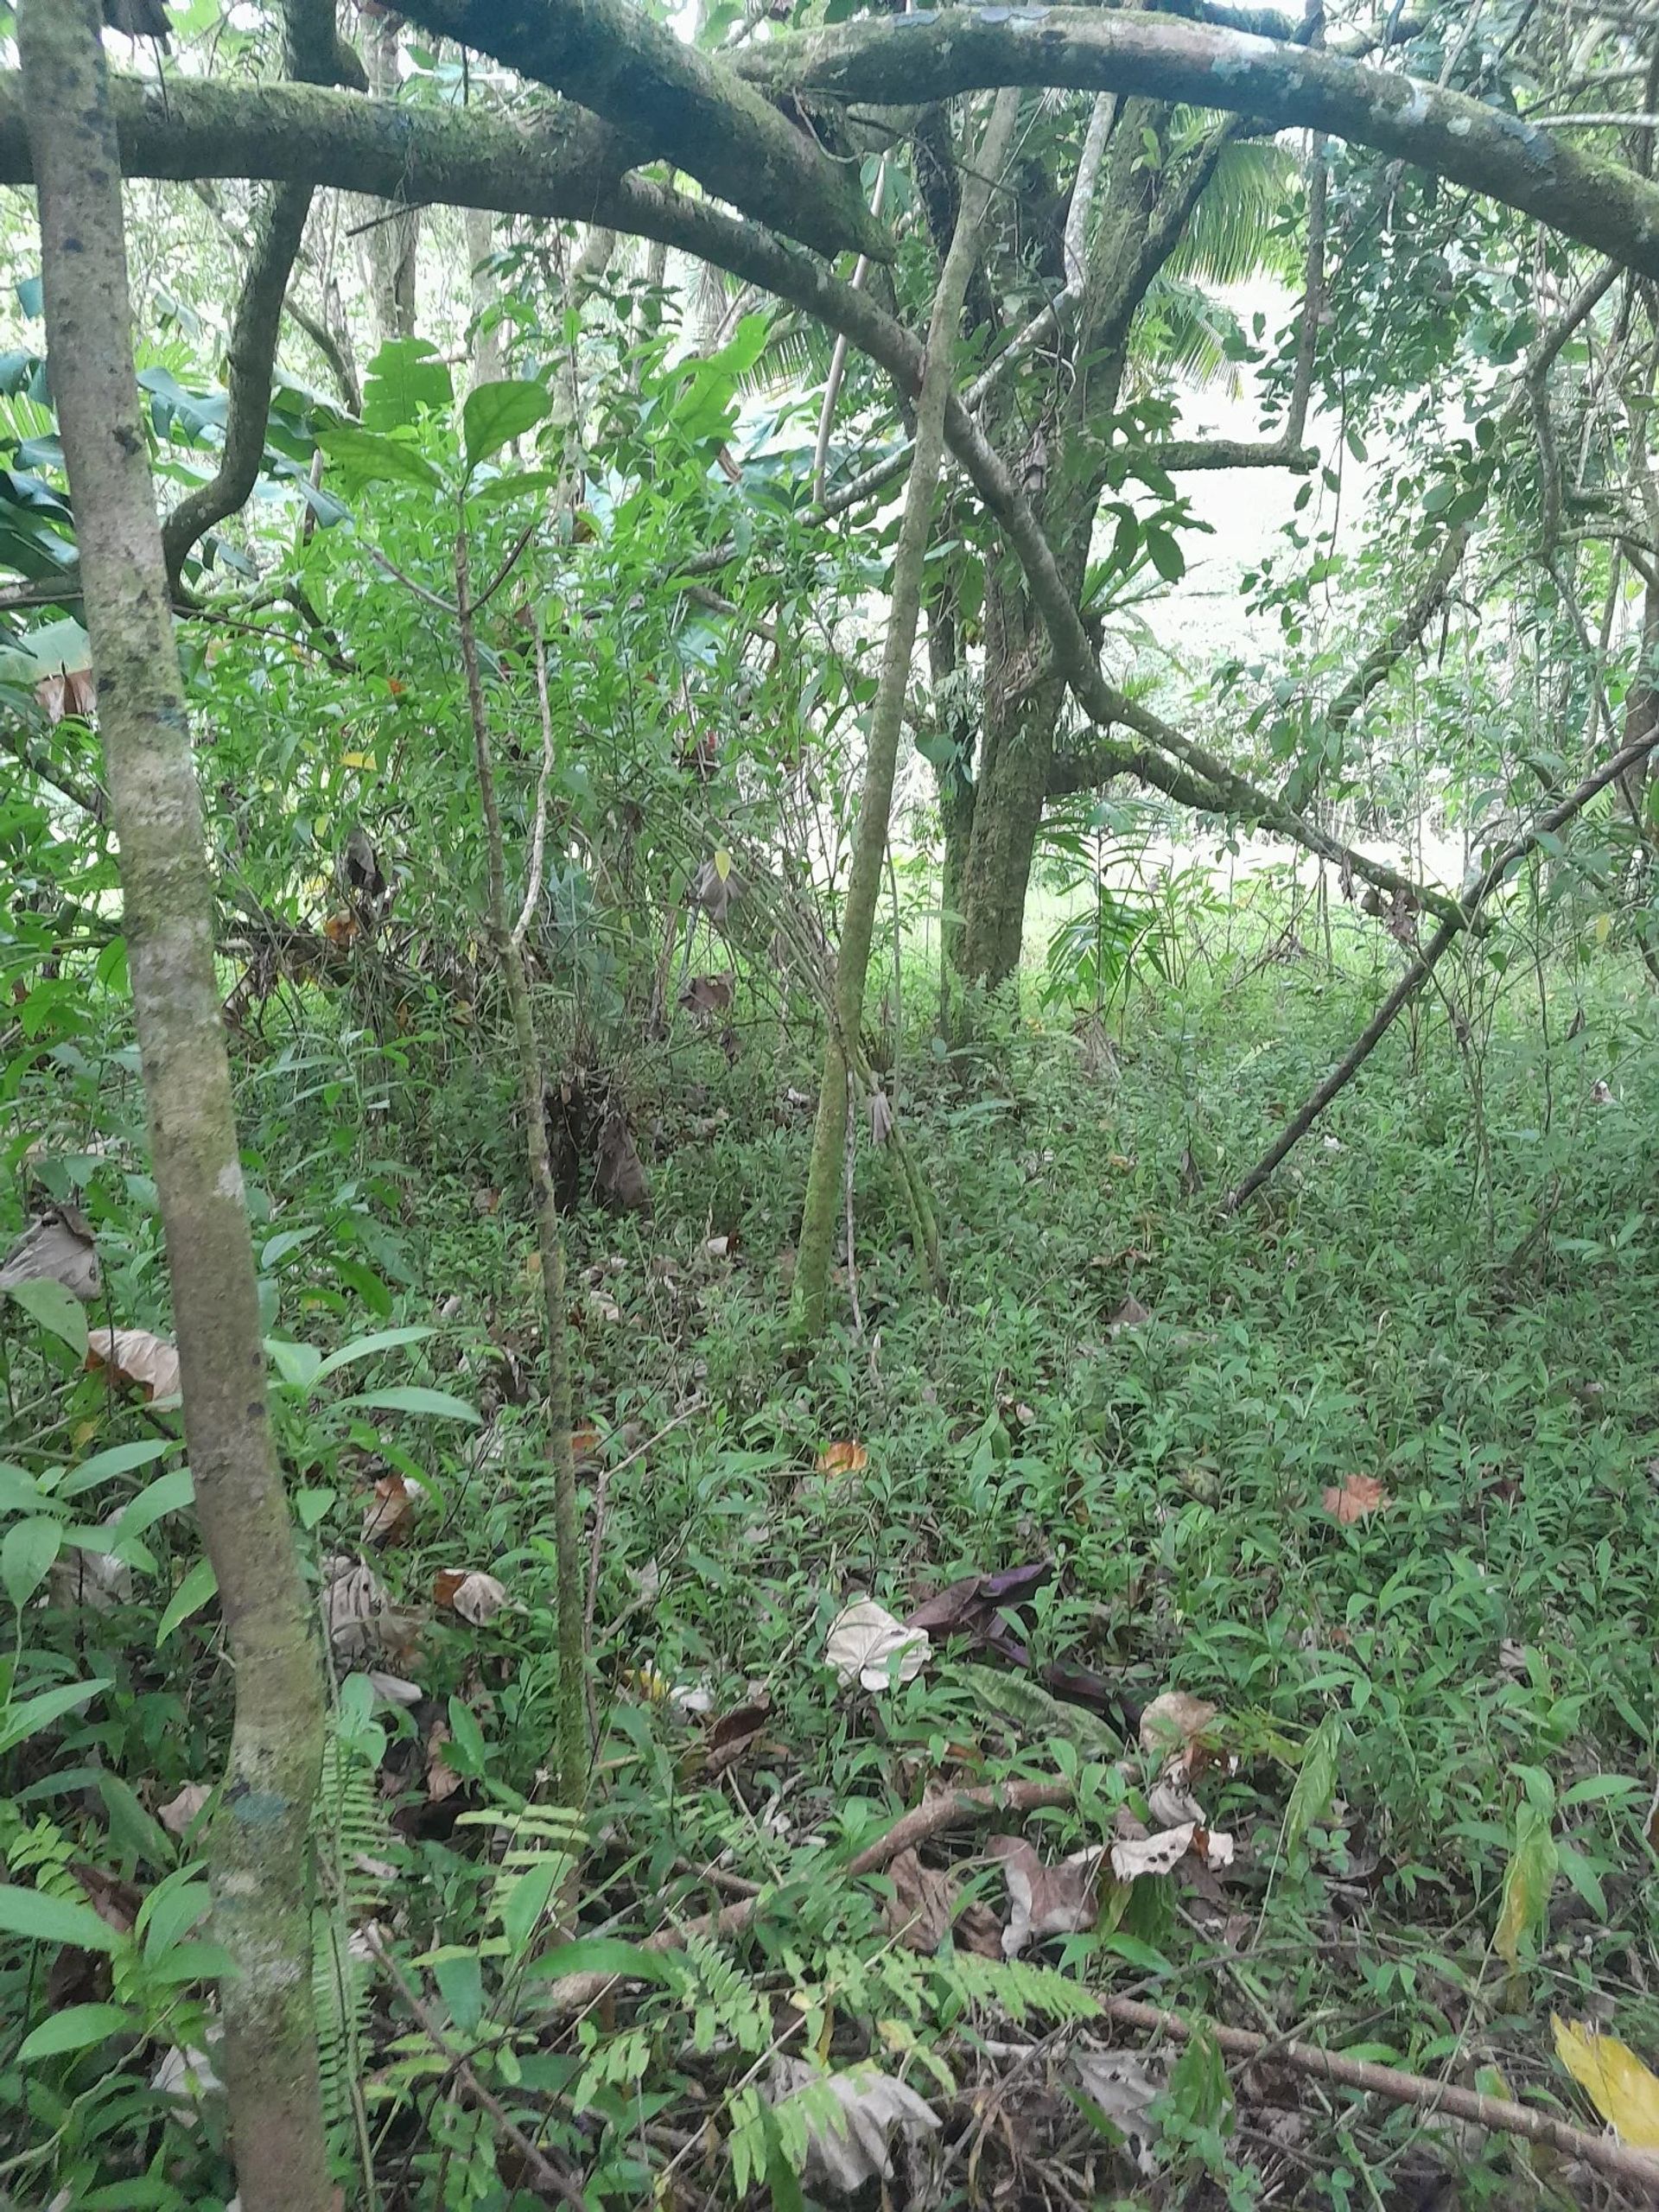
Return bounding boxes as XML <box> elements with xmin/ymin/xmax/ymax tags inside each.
<box><xmin>938</xmin><ymin>1949</ymin><xmax>1105</xmax><ymax>2025</ymax></box>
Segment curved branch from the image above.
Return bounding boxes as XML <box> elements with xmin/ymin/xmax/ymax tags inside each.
<box><xmin>740</xmin><ymin>9</ymin><xmax>1659</xmax><ymax>281</ymax></box>
<box><xmin>391</xmin><ymin>0</ymin><xmax>886</xmax><ymax>264</ymax></box>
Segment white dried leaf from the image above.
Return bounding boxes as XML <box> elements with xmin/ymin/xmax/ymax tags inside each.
<box><xmin>86</xmin><ymin>1325</ymin><xmax>181</xmax><ymax>1402</ymax></box>
<box><xmin>321</xmin><ymin>1554</ymin><xmax>388</xmax><ymax>1657</ymax></box>
<box><xmin>366</xmin><ymin>1669</ymin><xmax>423</xmax><ymax>1707</ymax></box>
<box><xmin>0</xmin><ymin>1213</ymin><xmax>100</xmax><ymax>1301</ymax></box>
<box><xmin>1109</xmin><ymin>1821</ymin><xmax>1233</xmax><ymax>1880</ymax></box>
<box><xmin>770</xmin><ymin>2057</ymin><xmax>939</xmax><ymax>2194</ymax></box>
<box><xmin>868</xmin><ymin>1090</ymin><xmax>893</xmax><ymax>1147</ymax></box>
<box><xmin>824</xmin><ymin>1599</ymin><xmax>928</xmax><ymax>1693</ymax></box>
<box><xmin>1139</xmin><ymin>1692</ymin><xmax>1220</xmax><ymax>1760</ymax></box>
<box><xmin>50</xmin><ymin>1515</ymin><xmax>132</xmax><ymax>1612</ymax></box>
<box><xmin>1072</xmin><ymin>2044</ymin><xmax>1166</xmax><ymax>2175</ymax></box>
<box><xmin>448</xmin><ymin>1570</ymin><xmax>507</xmax><ymax>1625</ymax></box>
<box><xmin>150</xmin><ymin>2041</ymin><xmax>222</xmax><ymax>2114</ymax></box>
<box><xmin>158</xmin><ymin>1783</ymin><xmax>213</xmax><ymax>1836</ymax></box>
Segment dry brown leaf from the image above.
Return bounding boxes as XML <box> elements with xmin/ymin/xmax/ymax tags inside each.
<box><xmin>882</xmin><ymin>1847</ymin><xmax>1004</xmax><ymax>1959</ymax></box>
<box><xmin>816</xmin><ymin>1440</ymin><xmax>868</xmax><ymax>1477</ymax></box>
<box><xmin>49</xmin><ymin>1514</ymin><xmax>132</xmax><ymax>1612</ymax></box>
<box><xmin>86</xmin><ymin>1325</ymin><xmax>181</xmax><ymax>1402</ymax></box>
<box><xmin>361</xmin><ymin>1472</ymin><xmax>425</xmax><ymax>1546</ymax></box>
<box><xmin>424</xmin><ymin>1719</ymin><xmax>462</xmax><ymax>1802</ymax></box>
<box><xmin>1140</xmin><ymin>1692</ymin><xmax>1221</xmax><ymax>1763</ymax></box>
<box><xmin>0</xmin><ymin>1211</ymin><xmax>101</xmax><ymax>1302</ymax></box>
<box><xmin>868</xmin><ymin>1090</ymin><xmax>894</xmax><ymax>1147</ymax></box>
<box><xmin>768</xmin><ymin>2059</ymin><xmax>939</xmax><ymax>2194</ymax></box>
<box><xmin>988</xmin><ymin>1834</ymin><xmax>1107</xmax><ymax>1957</ymax></box>
<box><xmin>35</xmin><ymin>664</ymin><xmax>96</xmax><ymax>726</ymax></box>
<box><xmin>158</xmin><ymin>1783</ymin><xmax>213</xmax><ymax>1837</ymax></box>
<box><xmin>1321</xmin><ymin>1473</ymin><xmax>1391</xmax><ymax>1524</ymax></box>
<box><xmin>1105</xmin><ymin>1295</ymin><xmax>1151</xmax><ymax>1336</ymax></box>
<box><xmin>571</xmin><ymin>1424</ymin><xmax>601</xmax><ymax>1465</ymax></box>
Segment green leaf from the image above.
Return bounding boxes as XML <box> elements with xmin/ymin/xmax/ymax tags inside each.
<box><xmin>1496</xmin><ymin>1790</ymin><xmax>1557</xmax><ymax>1974</ymax></box>
<box><xmin>310</xmin><ymin>1325</ymin><xmax>435</xmax><ymax>1385</ymax></box>
<box><xmin>524</xmin><ymin>1936</ymin><xmax>680</xmax><ymax>1988</ymax></box>
<box><xmin>500</xmin><ymin>1854</ymin><xmax>561</xmax><ymax>1957</ymax></box>
<box><xmin>0</xmin><ymin>1462</ymin><xmax>46</xmax><ymax>1515</ymax></box>
<box><xmin>363</xmin><ymin>335</ymin><xmax>454</xmax><ymax>431</ymax></box>
<box><xmin>156</xmin><ymin>1558</ymin><xmax>218</xmax><ymax>1646</ymax></box>
<box><xmin>1282</xmin><ymin>1713</ymin><xmax>1340</xmax><ymax>1862</ymax></box>
<box><xmin>1144</xmin><ymin>525</ymin><xmax>1185</xmax><ymax>583</ymax></box>
<box><xmin>430</xmin><ymin>1946</ymin><xmax>484</xmax><ymax>2032</ymax></box>
<box><xmin>107</xmin><ymin>1468</ymin><xmax>194</xmax><ymax>1555</ymax></box>
<box><xmin>59</xmin><ymin>1439</ymin><xmax>171</xmax><ymax>1499</ymax></box>
<box><xmin>96</xmin><ymin>1770</ymin><xmax>175</xmax><ymax>1872</ymax></box>
<box><xmin>0</xmin><ymin>1882</ymin><xmax>122</xmax><ymax>1954</ymax></box>
<box><xmin>338</xmin><ymin>1386</ymin><xmax>480</xmax><ymax>1424</ymax></box>
<box><xmin>316</xmin><ymin>424</ymin><xmax>442</xmax><ymax>493</ymax></box>
<box><xmin>18</xmin><ymin>2002</ymin><xmax>136</xmax><ymax>2061</ymax></box>
<box><xmin>0</xmin><ymin>1675</ymin><xmax>111</xmax><ymax>1757</ymax></box>
<box><xmin>3</xmin><ymin>1515</ymin><xmax>60</xmax><ymax>1609</ymax></box>
<box><xmin>463</xmin><ymin>378</ymin><xmax>550</xmax><ymax>470</ymax></box>
<box><xmin>266</xmin><ymin>1337</ymin><xmax>323</xmax><ymax>1392</ymax></box>
<box><xmin>4</xmin><ymin>1276</ymin><xmax>88</xmax><ymax>1358</ymax></box>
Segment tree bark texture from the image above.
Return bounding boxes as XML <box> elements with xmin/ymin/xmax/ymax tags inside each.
<box><xmin>17</xmin><ymin>6</ymin><xmax>331</xmax><ymax>2210</ymax></box>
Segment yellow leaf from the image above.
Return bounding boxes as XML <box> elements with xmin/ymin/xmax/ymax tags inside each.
<box><xmin>1495</xmin><ymin>1798</ymin><xmax>1555</xmax><ymax>1973</ymax></box>
<box><xmin>341</xmin><ymin>750</ymin><xmax>378</xmax><ymax>772</ymax></box>
<box><xmin>1554</xmin><ymin>2017</ymin><xmax>1659</xmax><ymax>2148</ymax></box>
<box><xmin>713</xmin><ymin>847</ymin><xmax>732</xmax><ymax>883</ymax></box>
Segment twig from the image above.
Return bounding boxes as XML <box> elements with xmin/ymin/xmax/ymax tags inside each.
<box><xmin>1224</xmin><ymin>725</ymin><xmax>1659</xmax><ymax>1210</ymax></box>
<box><xmin>365</xmin><ymin>1929</ymin><xmax>587</xmax><ymax>2208</ymax></box>
<box><xmin>513</xmin><ymin>625</ymin><xmax>557</xmax><ymax>949</ymax></box>
<box><xmin>537</xmin><ymin>1778</ymin><xmax>1073</xmax><ymax>2012</ymax></box>
<box><xmin>582</xmin><ymin>1400</ymin><xmax>703</xmax><ymax>1647</ymax></box>
<box><xmin>1099</xmin><ymin>1995</ymin><xmax>1659</xmax><ymax>2196</ymax></box>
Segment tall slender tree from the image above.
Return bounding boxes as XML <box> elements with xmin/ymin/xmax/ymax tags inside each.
<box><xmin>17</xmin><ymin>5</ymin><xmax>331</xmax><ymax>2209</ymax></box>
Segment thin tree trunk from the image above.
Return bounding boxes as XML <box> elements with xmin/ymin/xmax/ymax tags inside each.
<box><xmin>465</xmin><ymin>204</ymin><xmax>505</xmax><ymax>385</ymax></box>
<box><xmin>791</xmin><ymin>90</ymin><xmax>1021</xmax><ymax>1343</ymax></box>
<box><xmin>454</xmin><ymin>524</ymin><xmax>585</xmax><ymax>1806</ymax></box>
<box><xmin>354</xmin><ymin>4</ymin><xmax>417</xmax><ymax>343</ymax></box>
<box><xmin>18</xmin><ymin>8</ymin><xmax>330</xmax><ymax>2209</ymax></box>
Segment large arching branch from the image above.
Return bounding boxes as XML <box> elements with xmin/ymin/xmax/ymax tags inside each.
<box><xmin>390</xmin><ymin>0</ymin><xmax>886</xmax><ymax>264</ymax></box>
<box><xmin>739</xmin><ymin>9</ymin><xmax>1659</xmax><ymax>282</ymax></box>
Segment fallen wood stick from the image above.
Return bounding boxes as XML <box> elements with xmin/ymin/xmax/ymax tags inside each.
<box><xmin>536</xmin><ymin>1779</ymin><xmax>1073</xmax><ymax>2012</ymax></box>
<box><xmin>1101</xmin><ymin>1995</ymin><xmax>1659</xmax><ymax>2197</ymax></box>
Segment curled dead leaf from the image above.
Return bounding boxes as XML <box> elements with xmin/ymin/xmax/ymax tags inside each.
<box><xmin>158</xmin><ymin>1783</ymin><xmax>213</xmax><ymax>1837</ymax></box>
<box><xmin>824</xmin><ymin>1599</ymin><xmax>927</xmax><ymax>1692</ymax></box>
<box><xmin>0</xmin><ymin>1210</ymin><xmax>101</xmax><ymax>1301</ymax></box>
<box><xmin>989</xmin><ymin>1834</ymin><xmax>1107</xmax><ymax>1956</ymax></box>
<box><xmin>1109</xmin><ymin>1821</ymin><xmax>1234</xmax><ymax>1881</ymax></box>
<box><xmin>361</xmin><ymin>1472</ymin><xmax>425</xmax><ymax>1546</ymax></box>
<box><xmin>322</xmin><ymin>1554</ymin><xmax>388</xmax><ymax>1658</ymax></box>
<box><xmin>815</xmin><ymin>1440</ymin><xmax>868</xmax><ymax>1477</ymax></box>
<box><xmin>86</xmin><ymin>1325</ymin><xmax>181</xmax><ymax>1402</ymax></box>
<box><xmin>1140</xmin><ymin>1691</ymin><xmax>1220</xmax><ymax>1763</ymax></box>
<box><xmin>1320</xmin><ymin>1473</ymin><xmax>1391</xmax><ymax>1525</ymax></box>
<box><xmin>768</xmin><ymin>2057</ymin><xmax>939</xmax><ymax>2195</ymax></box>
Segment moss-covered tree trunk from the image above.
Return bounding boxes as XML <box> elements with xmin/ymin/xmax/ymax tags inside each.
<box><xmin>18</xmin><ymin>7</ymin><xmax>330</xmax><ymax>2209</ymax></box>
<box><xmin>791</xmin><ymin>90</ymin><xmax>1021</xmax><ymax>1343</ymax></box>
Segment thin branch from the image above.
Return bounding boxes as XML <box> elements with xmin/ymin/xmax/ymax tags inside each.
<box><xmin>1100</xmin><ymin>1995</ymin><xmax>1659</xmax><ymax>2194</ymax></box>
<box><xmin>512</xmin><ymin>626</ymin><xmax>557</xmax><ymax>950</ymax></box>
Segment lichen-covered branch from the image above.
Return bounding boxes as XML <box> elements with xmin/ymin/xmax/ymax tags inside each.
<box><xmin>741</xmin><ymin>9</ymin><xmax>1659</xmax><ymax>280</ymax></box>
<box><xmin>391</xmin><ymin>0</ymin><xmax>886</xmax><ymax>264</ymax></box>
<box><xmin>17</xmin><ymin>5</ymin><xmax>329</xmax><ymax>2209</ymax></box>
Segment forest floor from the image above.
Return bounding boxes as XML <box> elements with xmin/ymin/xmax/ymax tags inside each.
<box><xmin>9</xmin><ymin>909</ymin><xmax>1659</xmax><ymax>2205</ymax></box>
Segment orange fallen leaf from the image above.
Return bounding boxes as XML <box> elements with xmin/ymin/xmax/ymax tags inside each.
<box><xmin>86</xmin><ymin>1325</ymin><xmax>181</xmax><ymax>1402</ymax></box>
<box><xmin>816</xmin><ymin>1440</ymin><xmax>868</xmax><ymax>1477</ymax></box>
<box><xmin>362</xmin><ymin>1471</ymin><xmax>424</xmax><ymax>1545</ymax></box>
<box><xmin>1321</xmin><ymin>1473</ymin><xmax>1391</xmax><ymax>1524</ymax></box>
<box><xmin>571</xmin><ymin>1424</ymin><xmax>601</xmax><ymax>1464</ymax></box>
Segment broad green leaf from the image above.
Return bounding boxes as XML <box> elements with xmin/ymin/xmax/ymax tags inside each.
<box><xmin>107</xmin><ymin>1468</ymin><xmax>194</xmax><ymax>1554</ymax></box>
<box><xmin>316</xmin><ymin>424</ymin><xmax>442</xmax><ymax>493</ymax></box>
<box><xmin>430</xmin><ymin>1946</ymin><xmax>484</xmax><ymax>2033</ymax></box>
<box><xmin>0</xmin><ymin>1462</ymin><xmax>46</xmax><ymax>1515</ymax></box>
<box><xmin>156</xmin><ymin>1558</ymin><xmax>218</xmax><ymax>1646</ymax></box>
<box><xmin>0</xmin><ymin>1676</ymin><xmax>111</xmax><ymax>1757</ymax></box>
<box><xmin>260</xmin><ymin>1226</ymin><xmax>321</xmax><ymax>1269</ymax></box>
<box><xmin>500</xmin><ymin>1853</ymin><xmax>562</xmax><ymax>1957</ymax></box>
<box><xmin>310</xmin><ymin>1325</ymin><xmax>435</xmax><ymax>1385</ymax></box>
<box><xmin>3</xmin><ymin>1516</ymin><xmax>60</xmax><ymax>1610</ymax></box>
<box><xmin>362</xmin><ymin>335</ymin><xmax>453</xmax><ymax>430</ymax></box>
<box><xmin>4</xmin><ymin>1276</ymin><xmax>87</xmax><ymax>1358</ymax></box>
<box><xmin>18</xmin><ymin>2002</ymin><xmax>136</xmax><ymax>2061</ymax></box>
<box><xmin>0</xmin><ymin>1882</ymin><xmax>121</xmax><ymax>1954</ymax></box>
<box><xmin>462</xmin><ymin>378</ymin><xmax>550</xmax><ymax>470</ymax></box>
<box><xmin>266</xmin><ymin>1337</ymin><xmax>323</xmax><ymax>1392</ymax></box>
<box><xmin>1282</xmin><ymin>1713</ymin><xmax>1340</xmax><ymax>1862</ymax></box>
<box><xmin>338</xmin><ymin>1386</ymin><xmax>480</xmax><ymax>1424</ymax></box>
<box><xmin>96</xmin><ymin>1770</ymin><xmax>175</xmax><ymax>1872</ymax></box>
<box><xmin>59</xmin><ymin>1439</ymin><xmax>171</xmax><ymax>1498</ymax></box>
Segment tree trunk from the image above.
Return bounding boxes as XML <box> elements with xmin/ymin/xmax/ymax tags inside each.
<box><xmin>465</xmin><ymin>203</ymin><xmax>505</xmax><ymax>385</ymax></box>
<box><xmin>354</xmin><ymin>4</ymin><xmax>417</xmax><ymax>343</ymax></box>
<box><xmin>791</xmin><ymin>90</ymin><xmax>1021</xmax><ymax>1343</ymax></box>
<box><xmin>18</xmin><ymin>8</ymin><xmax>330</xmax><ymax>2210</ymax></box>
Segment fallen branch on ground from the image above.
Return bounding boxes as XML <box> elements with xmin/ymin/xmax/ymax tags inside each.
<box><xmin>1101</xmin><ymin>1994</ymin><xmax>1659</xmax><ymax>2196</ymax></box>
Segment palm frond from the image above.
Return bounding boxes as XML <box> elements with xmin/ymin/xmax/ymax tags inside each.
<box><xmin>1135</xmin><ymin>270</ymin><xmax>1247</xmax><ymax>391</ymax></box>
<box><xmin>1170</xmin><ymin>138</ymin><xmax>1300</xmax><ymax>287</ymax></box>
